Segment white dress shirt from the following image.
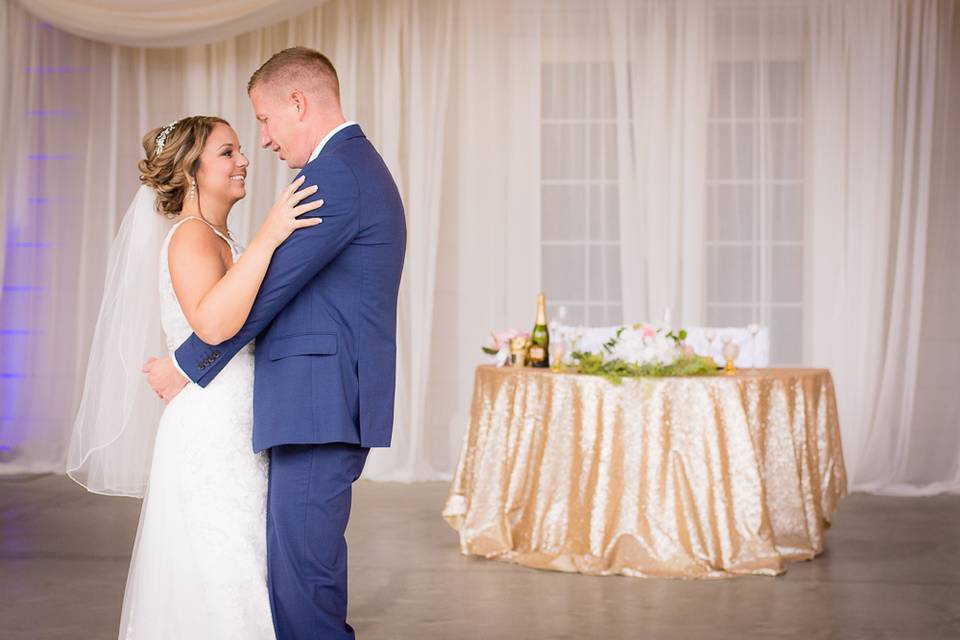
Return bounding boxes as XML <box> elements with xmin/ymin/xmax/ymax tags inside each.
<box><xmin>308</xmin><ymin>120</ymin><xmax>357</xmax><ymax>164</ymax></box>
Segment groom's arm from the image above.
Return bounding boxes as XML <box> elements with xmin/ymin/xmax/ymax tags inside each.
<box><xmin>174</xmin><ymin>155</ymin><xmax>360</xmax><ymax>387</ymax></box>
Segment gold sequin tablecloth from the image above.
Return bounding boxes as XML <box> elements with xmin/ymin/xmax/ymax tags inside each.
<box><xmin>443</xmin><ymin>365</ymin><xmax>847</xmax><ymax>578</ymax></box>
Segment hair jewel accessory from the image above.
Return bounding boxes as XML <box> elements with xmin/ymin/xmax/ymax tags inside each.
<box><xmin>154</xmin><ymin>119</ymin><xmax>180</xmax><ymax>157</ymax></box>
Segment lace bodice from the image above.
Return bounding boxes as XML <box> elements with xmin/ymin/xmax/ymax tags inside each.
<box><xmin>158</xmin><ymin>217</ymin><xmax>249</xmax><ymax>353</ymax></box>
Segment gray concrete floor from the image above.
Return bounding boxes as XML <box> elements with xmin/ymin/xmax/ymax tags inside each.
<box><xmin>1</xmin><ymin>476</ymin><xmax>959</xmax><ymax>640</ymax></box>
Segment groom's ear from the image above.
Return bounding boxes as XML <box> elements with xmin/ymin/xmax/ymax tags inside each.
<box><xmin>290</xmin><ymin>89</ymin><xmax>308</xmax><ymax>121</ymax></box>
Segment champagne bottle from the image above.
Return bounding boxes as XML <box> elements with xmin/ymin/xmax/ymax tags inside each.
<box><xmin>528</xmin><ymin>293</ymin><xmax>550</xmax><ymax>368</ymax></box>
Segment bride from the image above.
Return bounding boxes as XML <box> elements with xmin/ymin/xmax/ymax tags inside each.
<box><xmin>67</xmin><ymin>115</ymin><xmax>322</xmax><ymax>639</ymax></box>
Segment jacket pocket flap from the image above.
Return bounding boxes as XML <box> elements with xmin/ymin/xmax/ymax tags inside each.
<box><xmin>269</xmin><ymin>333</ymin><xmax>338</xmax><ymax>360</ymax></box>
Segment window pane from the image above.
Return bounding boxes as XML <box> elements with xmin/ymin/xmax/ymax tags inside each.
<box><xmin>589</xmin><ymin>245</ymin><xmax>605</xmax><ymax>303</ymax></box>
<box><xmin>707</xmin><ymin>305</ymin><xmax>752</xmax><ymax>328</ymax></box>
<box><xmin>541</xmin><ymin>62</ymin><xmax>587</xmax><ymax>119</ymax></box>
<box><xmin>710</xmin><ymin>122</ymin><xmax>754</xmax><ymax>180</ymax></box>
<box><xmin>766</xmin><ymin>61</ymin><xmax>803</xmax><ymax>119</ymax></box>
<box><xmin>542</xmin><ymin>184</ymin><xmax>586</xmax><ymax>241</ymax></box>
<box><xmin>769</xmin><ymin>122</ymin><xmax>801</xmax><ymax>179</ymax></box>
<box><xmin>589</xmin><ymin>122</ymin><xmax>618</xmax><ymax>181</ymax></box>
<box><xmin>587</xmin><ymin>304</ymin><xmax>609</xmax><ymax>326</ymax></box>
<box><xmin>548</xmin><ymin>303</ymin><xmax>584</xmax><ymax>327</ymax></box>
<box><xmin>770</xmin><ymin>184</ymin><xmax>803</xmax><ymax>242</ymax></box>
<box><xmin>542</xmin><ymin>123</ymin><xmax>587</xmax><ymax>180</ymax></box>
<box><xmin>713</xmin><ymin>61</ymin><xmax>754</xmax><ymax>118</ymax></box>
<box><xmin>606</xmin><ymin>245</ymin><xmax>622</xmax><ymax>302</ymax></box>
<box><xmin>589</xmin><ymin>184</ymin><xmax>619</xmax><ymax>242</ymax></box>
<box><xmin>733</xmin><ymin>61</ymin><xmax>755</xmax><ymax>118</ymax></box>
<box><xmin>588</xmin><ymin>62</ymin><xmax>615</xmax><ymax>119</ymax></box>
<box><xmin>713</xmin><ymin>61</ymin><xmax>733</xmax><ymax>118</ymax></box>
<box><xmin>588</xmin><ymin>245</ymin><xmax>621</xmax><ymax>304</ymax></box>
<box><xmin>543</xmin><ymin>245</ymin><xmax>586</xmax><ymax>302</ymax></box>
<box><xmin>771</xmin><ymin>246</ymin><xmax>803</xmax><ymax>304</ymax></box>
<box><xmin>711</xmin><ymin>184</ymin><xmax>754</xmax><ymax>243</ymax></box>
<box><xmin>708</xmin><ymin>245</ymin><xmax>754</xmax><ymax>304</ymax></box>
<box><xmin>607</xmin><ymin>304</ymin><xmax>623</xmax><ymax>326</ymax></box>
<box><xmin>770</xmin><ymin>307</ymin><xmax>803</xmax><ymax>364</ymax></box>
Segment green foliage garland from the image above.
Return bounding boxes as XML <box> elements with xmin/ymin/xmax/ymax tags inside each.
<box><xmin>570</xmin><ymin>351</ymin><xmax>716</xmax><ymax>384</ymax></box>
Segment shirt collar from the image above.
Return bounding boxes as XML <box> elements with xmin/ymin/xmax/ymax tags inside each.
<box><xmin>307</xmin><ymin>121</ymin><xmax>357</xmax><ymax>164</ymax></box>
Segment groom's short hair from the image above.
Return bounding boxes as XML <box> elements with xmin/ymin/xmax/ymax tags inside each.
<box><xmin>248</xmin><ymin>47</ymin><xmax>340</xmax><ymax>103</ymax></box>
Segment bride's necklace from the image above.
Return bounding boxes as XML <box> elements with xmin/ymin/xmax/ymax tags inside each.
<box><xmin>182</xmin><ymin>210</ymin><xmax>232</xmax><ymax>240</ymax></box>
<box><xmin>201</xmin><ymin>216</ymin><xmax>233</xmax><ymax>240</ymax></box>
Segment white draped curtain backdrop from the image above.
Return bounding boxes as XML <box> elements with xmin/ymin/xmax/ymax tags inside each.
<box><xmin>0</xmin><ymin>0</ymin><xmax>957</xmax><ymax>492</ymax></box>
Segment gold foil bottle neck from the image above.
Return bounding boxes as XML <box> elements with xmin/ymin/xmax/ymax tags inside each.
<box><xmin>535</xmin><ymin>293</ymin><xmax>547</xmax><ymax>326</ymax></box>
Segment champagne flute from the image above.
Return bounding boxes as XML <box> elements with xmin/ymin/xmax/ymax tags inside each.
<box><xmin>747</xmin><ymin>323</ymin><xmax>760</xmax><ymax>371</ymax></box>
<box><xmin>705</xmin><ymin>328</ymin><xmax>717</xmax><ymax>365</ymax></box>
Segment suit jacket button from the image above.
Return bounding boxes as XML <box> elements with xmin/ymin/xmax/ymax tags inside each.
<box><xmin>212</xmin><ymin>350</ymin><xmax>220</xmax><ymax>358</ymax></box>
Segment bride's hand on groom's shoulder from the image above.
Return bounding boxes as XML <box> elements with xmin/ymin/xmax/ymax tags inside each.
<box><xmin>142</xmin><ymin>356</ymin><xmax>188</xmax><ymax>405</ymax></box>
<box><xmin>257</xmin><ymin>176</ymin><xmax>325</xmax><ymax>249</ymax></box>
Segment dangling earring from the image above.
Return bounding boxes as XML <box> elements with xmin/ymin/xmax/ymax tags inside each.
<box><xmin>188</xmin><ymin>179</ymin><xmax>196</xmax><ymax>201</ymax></box>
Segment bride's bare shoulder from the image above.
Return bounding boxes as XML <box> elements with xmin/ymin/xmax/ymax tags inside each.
<box><xmin>167</xmin><ymin>217</ymin><xmax>230</xmax><ymax>266</ymax></box>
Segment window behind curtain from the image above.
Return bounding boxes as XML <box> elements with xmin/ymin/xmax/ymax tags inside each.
<box><xmin>540</xmin><ymin>61</ymin><xmax>622</xmax><ymax>328</ymax></box>
<box><xmin>536</xmin><ymin>6</ymin><xmax>805</xmax><ymax>364</ymax></box>
<box><xmin>706</xmin><ymin>55</ymin><xmax>805</xmax><ymax>365</ymax></box>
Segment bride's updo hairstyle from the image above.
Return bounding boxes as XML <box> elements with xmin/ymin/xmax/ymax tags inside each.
<box><xmin>139</xmin><ymin>115</ymin><xmax>230</xmax><ymax>217</ymax></box>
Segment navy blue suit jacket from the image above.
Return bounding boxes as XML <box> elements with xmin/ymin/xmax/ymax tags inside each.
<box><xmin>175</xmin><ymin>125</ymin><xmax>406</xmax><ymax>452</ymax></box>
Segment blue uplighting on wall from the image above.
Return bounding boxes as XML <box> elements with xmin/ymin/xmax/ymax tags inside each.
<box><xmin>27</xmin><ymin>154</ymin><xmax>72</xmax><ymax>161</ymax></box>
<box><xmin>27</xmin><ymin>109</ymin><xmax>76</xmax><ymax>117</ymax></box>
<box><xmin>0</xmin><ymin>64</ymin><xmax>72</xmax><ymax>459</ymax></box>
<box><xmin>7</xmin><ymin>242</ymin><xmax>53</xmax><ymax>248</ymax></box>
<box><xmin>0</xmin><ymin>190</ymin><xmax>34</xmax><ymax>453</ymax></box>
<box><xmin>24</xmin><ymin>66</ymin><xmax>90</xmax><ymax>74</ymax></box>
<box><xmin>1</xmin><ymin>23</ymin><xmax>86</xmax><ymax>464</ymax></box>
<box><xmin>0</xmin><ymin>191</ymin><xmax>27</xmax><ymax>452</ymax></box>
<box><xmin>3</xmin><ymin>286</ymin><xmax>44</xmax><ymax>292</ymax></box>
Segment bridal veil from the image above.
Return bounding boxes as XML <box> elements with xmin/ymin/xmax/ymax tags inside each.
<box><xmin>67</xmin><ymin>185</ymin><xmax>172</xmax><ymax>497</ymax></box>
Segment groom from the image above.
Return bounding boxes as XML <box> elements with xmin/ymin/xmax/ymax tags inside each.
<box><xmin>144</xmin><ymin>47</ymin><xmax>406</xmax><ymax>639</ymax></box>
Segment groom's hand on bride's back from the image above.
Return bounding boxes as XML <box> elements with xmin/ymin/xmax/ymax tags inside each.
<box><xmin>142</xmin><ymin>356</ymin><xmax>188</xmax><ymax>405</ymax></box>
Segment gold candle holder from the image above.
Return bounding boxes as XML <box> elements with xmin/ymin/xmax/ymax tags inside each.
<box><xmin>509</xmin><ymin>336</ymin><xmax>529</xmax><ymax>367</ymax></box>
<box><xmin>549</xmin><ymin>342</ymin><xmax>565</xmax><ymax>372</ymax></box>
<box><xmin>724</xmin><ymin>356</ymin><xmax>736</xmax><ymax>375</ymax></box>
<box><xmin>722</xmin><ymin>341</ymin><xmax>740</xmax><ymax>376</ymax></box>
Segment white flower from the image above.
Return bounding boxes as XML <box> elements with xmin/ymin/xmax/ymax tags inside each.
<box><xmin>609</xmin><ymin>329</ymin><xmax>646</xmax><ymax>363</ymax></box>
<box><xmin>490</xmin><ymin>348</ymin><xmax>509</xmax><ymax>367</ymax></box>
<box><xmin>608</xmin><ymin>326</ymin><xmax>681</xmax><ymax>366</ymax></box>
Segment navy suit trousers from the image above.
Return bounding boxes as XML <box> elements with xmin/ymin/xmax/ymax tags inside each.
<box><xmin>267</xmin><ymin>443</ymin><xmax>369</xmax><ymax>639</ymax></box>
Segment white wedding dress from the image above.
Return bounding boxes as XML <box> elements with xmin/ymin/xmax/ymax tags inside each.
<box><xmin>118</xmin><ymin>217</ymin><xmax>275</xmax><ymax>639</ymax></box>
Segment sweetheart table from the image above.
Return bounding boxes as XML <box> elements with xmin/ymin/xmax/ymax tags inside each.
<box><xmin>443</xmin><ymin>365</ymin><xmax>847</xmax><ymax>578</ymax></box>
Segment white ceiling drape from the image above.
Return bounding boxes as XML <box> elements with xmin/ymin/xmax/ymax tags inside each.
<box><xmin>16</xmin><ymin>0</ymin><xmax>328</xmax><ymax>47</ymax></box>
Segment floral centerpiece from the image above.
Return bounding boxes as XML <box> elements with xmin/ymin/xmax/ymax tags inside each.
<box><xmin>481</xmin><ymin>322</ymin><xmax>715</xmax><ymax>382</ymax></box>
<box><xmin>571</xmin><ymin>323</ymin><xmax>715</xmax><ymax>383</ymax></box>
